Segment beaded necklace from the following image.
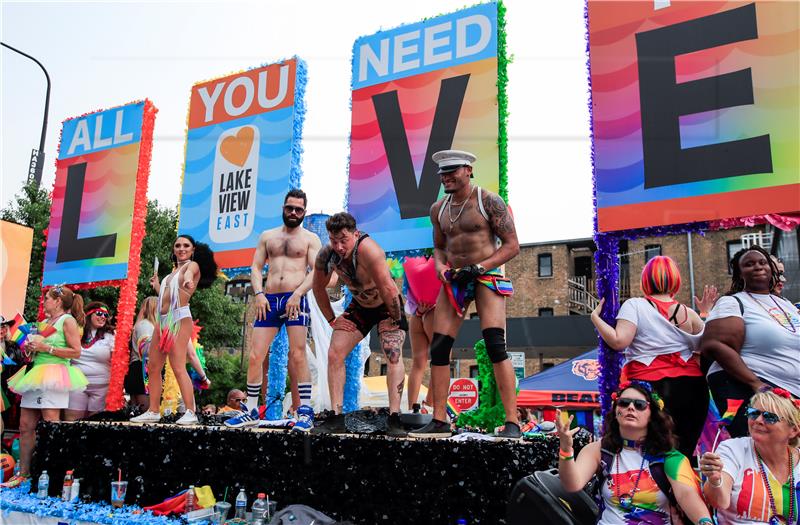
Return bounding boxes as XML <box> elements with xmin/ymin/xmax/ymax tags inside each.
<box><xmin>746</xmin><ymin>292</ymin><xmax>798</xmax><ymax>334</ymax></box>
<box><xmin>614</xmin><ymin>449</ymin><xmax>648</xmax><ymax>511</ymax></box>
<box><xmin>754</xmin><ymin>445</ymin><xmax>796</xmax><ymax>525</ymax></box>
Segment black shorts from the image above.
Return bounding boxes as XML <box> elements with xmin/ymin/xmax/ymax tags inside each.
<box><xmin>344</xmin><ymin>301</ymin><xmax>397</xmax><ymax>337</ymax></box>
<box><xmin>124</xmin><ymin>360</ymin><xmax>146</xmax><ymax>396</ymax></box>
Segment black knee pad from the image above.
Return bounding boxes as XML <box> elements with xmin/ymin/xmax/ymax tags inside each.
<box><xmin>429</xmin><ymin>333</ymin><xmax>455</xmax><ymax>366</ymax></box>
<box><xmin>483</xmin><ymin>327</ymin><xmax>508</xmax><ymax>363</ymax></box>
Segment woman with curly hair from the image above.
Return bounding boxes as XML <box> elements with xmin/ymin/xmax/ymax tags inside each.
<box><xmin>557</xmin><ymin>381</ymin><xmax>712</xmax><ymax>525</ymax></box>
<box><xmin>130</xmin><ymin>235</ymin><xmax>217</xmax><ymax>425</ymax></box>
<box><xmin>701</xmin><ymin>388</ymin><xmax>799</xmax><ymax>525</ymax></box>
<box><xmin>65</xmin><ymin>301</ymin><xmax>115</xmax><ymax>420</ymax></box>
<box><xmin>591</xmin><ymin>255</ymin><xmax>717</xmax><ymax>460</ymax></box>
<box><xmin>700</xmin><ymin>245</ymin><xmax>800</xmax><ymax>438</ymax></box>
<box><xmin>2</xmin><ymin>286</ymin><xmax>87</xmax><ymax>488</ymax></box>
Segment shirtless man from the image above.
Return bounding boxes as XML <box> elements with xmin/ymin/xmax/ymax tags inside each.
<box><xmin>310</xmin><ymin>212</ymin><xmax>408</xmax><ymax>436</ymax></box>
<box><xmin>408</xmin><ymin>150</ymin><xmax>521</xmax><ymax>439</ymax></box>
<box><xmin>225</xmin><ymin>189</ymin><xmax>321</xmax><ymax>431</ymax></box>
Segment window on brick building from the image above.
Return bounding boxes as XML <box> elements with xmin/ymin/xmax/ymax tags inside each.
<box><xmin>542</xmin><ymin>362</ymin><xmax>555</xmax><ymax>371</ymax></box>
<box><xmin>644</xmin><ymin>244</ymin><xmax>661</xmax><ymax>262</ymax></box>
<box><xmin>380</xmin><ymin>363</ymin><xmax>387</xmax><ymax>376</ymax></box>
<box><xmin>364</xmin><ymin>359</ymin><xmax>370</xmax><ymax>376</ymax></box>
<box><xmin>538</xmin><ymin>253</ymin><xmax>553</xmax><ymax>277</ymax></box>
<box><xmin>469</xmin><ymin>365</ymin><xmax>479</xmax><ymax>378</ymax></box>
<box><xmin>726</xmin><ymin>240</ymin><xmax>743</xmax><ymax>273</ymax></box>
<box><xmin>450</xmin><ymin>362</ymin><xmax>457</xmax><ymax>378</ymax></box>
<box><xmin>538</xmin><ymin>308</ymin><xmax>554</xmax><ymax>317</ymax></box>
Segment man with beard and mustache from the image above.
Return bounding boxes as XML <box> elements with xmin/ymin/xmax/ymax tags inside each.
<box><xmin>226</xmin><ymin>189</ymin><xmax>322</xmax><ymax>431</ymax></box>
<box><xmin>408</xmin><ymin>150</ymin><xmax>521</xmax><ymax>440</ymax></box>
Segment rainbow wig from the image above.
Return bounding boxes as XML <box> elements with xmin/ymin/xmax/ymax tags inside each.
<box><xmin>641</xmin><ymin>255</ymin><xmax>681</xmax><ymax>297</ymax></box>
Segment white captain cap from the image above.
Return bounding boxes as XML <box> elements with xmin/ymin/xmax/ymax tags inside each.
<box><xmin>432</xmin><ymin>149</ymin><xmax>477</xmax><ymax>174</ymax></box>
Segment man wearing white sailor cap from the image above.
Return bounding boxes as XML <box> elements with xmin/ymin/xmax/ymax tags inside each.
<box><xmin>432</xmin><ymin>150</ymin><xmax>477</xmax><ymax>177</ymax></box>
<box><xmin>408</xmin><ymin>149</ymin><xmax>522</xmax><ymax>440</ymax></box>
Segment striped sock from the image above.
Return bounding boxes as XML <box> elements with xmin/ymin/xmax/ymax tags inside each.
<box><xmin>298</xmin><ymin>382</ymin><xmax>312</xmax><ymax>407</ymax></box>
<box><xmin>246</xmin><ymin>383</ymin><xmax>261</xmax><ymax>410</ymax></box>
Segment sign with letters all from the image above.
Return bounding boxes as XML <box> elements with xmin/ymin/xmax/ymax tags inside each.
<box><xmin>178</xmin><ymin>58</ymin><xmax>304</xmax><ymax>268</ymax></box>
<box><xmin>348</xmin><ymin>3</ymin><xmax>500</xmax><ymax>252</ymax></box>
<box><xmin>43</xmin><ymin>102</ymin><xmax>149</xmax><ymax>285</ymax></box>
<box><xmin>589</xmin><ymin>1</ymin><xmax>800</xmax><ymax>232</ymax></box>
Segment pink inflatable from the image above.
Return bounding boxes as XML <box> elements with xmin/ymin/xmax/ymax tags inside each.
<box><xmin>403</xmin><ymin>256</ymin><xmax>442</xmax><ymax>310</ymax></box>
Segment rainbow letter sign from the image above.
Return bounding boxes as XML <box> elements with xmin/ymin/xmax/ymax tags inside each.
<box><xmin>43</xmin><ymin>102</ymin><xmax>152</xmax><ymax>285</ymax></box>
<box><xmin>348</xmin><ymin>3</ymin><xmax>501</xmax><ymax>252</ymax></box>
<box><xmin>589</xmin><ymin>1</ymin><xmax>800</xmax><ymax>232</ymax></box>
<box><xmin>178</xmin><ymin>58</ymin><xmax>306</xmax><ymax>269</ymax></box>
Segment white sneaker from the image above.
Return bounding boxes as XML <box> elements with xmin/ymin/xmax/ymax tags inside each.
<box><xmin>176</xmin><ymin>410</ymin><xmax>199</xmax><ymax>425</ymax></box>
<box><xmin>130</xmin><ymin>411</ymin><xmax>161</xmax><ymax>423</ymax></box>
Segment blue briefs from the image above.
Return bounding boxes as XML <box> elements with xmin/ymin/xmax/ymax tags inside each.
<box><xmin>253</xmin><ymin>292</ymin><xmax>309</xmax><ymax>328</ymax></box>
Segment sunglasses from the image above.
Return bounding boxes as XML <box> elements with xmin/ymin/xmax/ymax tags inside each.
<box><xmin>232</xmin><ymin>398</ymin><xmax>246</xmax><ymax>403</ymax></box>
<box><xmin>617</xmin><ymin>398</ymin><xmax>650</xmax><ymax>411</ymax></box>
<box><xmin>283</xmin><ymin>205</ymin><xmax>305</xmax><ymax>214</ymax></box>
<box><xmin>93</xmin><ymin>311</ymin><xmax>110</xmax><ymax>319</ymax></box>
<box><xmin>745</xmin><ymin>407</ymin><xmax>784</xmax><ymax>425</ymax></box>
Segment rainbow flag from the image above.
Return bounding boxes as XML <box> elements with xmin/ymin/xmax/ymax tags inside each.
<box><xmin>721</xmin><ymin>399</ymin><xmax>744</xmax><ymax>425</ymax></box>
<box><xmin>446</xmin><ymin>399</ymin><xmax>460</xmax><ymax>420</ymax></box>
<box><xmin>11</xmin><ymin>324</ymin><xmax>32</xmax><ymax>345</ymax></box>
<box><xmin>36</xmin><ymin>322</ymin><xmax>57</xmax><ymax>339</ymax></box>
<box><xmin>6</xmin><ymin>313</ymin><xmax>24</xmax><ymax>335</ymax></box>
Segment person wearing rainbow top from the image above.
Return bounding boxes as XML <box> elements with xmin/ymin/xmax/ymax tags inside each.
<box><xmin>701</xmin><ymin>388</ymin><xmax>799</xmax><ymax>525</ymax></box>
<box><xmin>2</xmin><ymin>286</ymin><xmax>88</xmax><ymax>489</ymax></box>
<box><xmin>556</xmin><ymin>380</ymin><xmax>712</xmax><ymax>525</ymax></box>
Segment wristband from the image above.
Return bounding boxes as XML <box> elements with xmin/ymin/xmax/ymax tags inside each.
<box><xmin>558</xmin><ymin>448</ymin><xmax>574</xmax><ymax>459</ymax></box>
<box><xmin>328</xmin><ymin>316</ymin><xmax>336</xmax><ymax>326</ymax></box>
<box><xmin>707</xmin><ymin>477</ymin><xmax>722</xmax><ymax>488</ymax></box>
<box><xmin>255</xmin><ymin>291</ymin><xmax>265</xmax><ymax>297</ymax></box>
<box><xmin>698</xmin><ymin>518</ymin><xmax>714</xmax><ymax>525</ymax></box>
<box><xmin>558</xmin><ymin>454</ymin><xmax>574</xmax><ymax>461</ymax></box>
<box><xmin>48</xmin><ymin>346</ymin><xmax>54</xmax><ymax>355</ymax></box>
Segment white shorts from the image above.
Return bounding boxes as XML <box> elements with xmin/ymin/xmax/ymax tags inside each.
<box><xmin>20</xmin><ymin>389</ymin><xmax>69</xmax><ymax>410</ymax></box>
<box><xmin>68</xmin><ymin>384</ymin><xmax>109</xmax><ymax>412</ymax></box>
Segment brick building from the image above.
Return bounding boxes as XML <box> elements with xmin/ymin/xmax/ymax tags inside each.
<box><xmin>228</xmin><ymin>225</ymin><xmax>776</xmax><ymax>386</ymax></box>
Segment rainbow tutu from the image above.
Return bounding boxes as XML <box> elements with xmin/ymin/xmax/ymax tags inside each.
<box><xmin>8</xmin><ymin>363</ymin><xmax>88</xmax><ymax>394</ymax></box>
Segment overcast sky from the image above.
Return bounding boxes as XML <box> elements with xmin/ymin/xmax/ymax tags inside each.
<box><xmin>1</xmin><ymin>0</ymin><xmax>593</xmax><ymax>245</ymax></box>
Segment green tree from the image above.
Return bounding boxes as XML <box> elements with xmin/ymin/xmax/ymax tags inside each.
<box><xmin>1</xmin><ymin>180</ymin><xmax>51</xmax><ymax>320</ymax></box>
<box><xmin>189</xmin><ymin>279</ymin><xmax>245</xmax><ymax>349</ymax></box>
<box><xmin>198</xmin><ymin>351</ymin><xmax>248</xmax><ymax>406</ymax></box>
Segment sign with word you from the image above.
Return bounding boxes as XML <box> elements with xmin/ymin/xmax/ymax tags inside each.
<box><xmin>43</xmin><ymin>101</ymin><xmax>153</xmax><ymax>285</ymax></box>
<box><xmin>348</xmin><ymin>3</ymin><xmax>500</xmax><ymax>252</ymax></box>
<box><xmin>178</xmin><ymin>58</ymin><xmax>305</xmax><ymax>268</ymax></box>
<box><xmin>448</xmin><ymin>378</ymin><xmax>479</xmax><ymax>414</ymax></box>
<box><xmin>589</xmin><ymin>1</ymin><xmax>800</xmax><ymax>232</ymax></box>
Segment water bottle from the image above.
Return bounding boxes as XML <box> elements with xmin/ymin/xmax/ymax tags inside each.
<box><xmin>37</xmin><ymin>470</ymin><xmax>49</xmax><ymax>498</ymax></box>
<box><xmin>251</xmin><ymin>493</ymin><xmax>268</xmax><ymax>525</ymax></box>
<box><xmin>61</xmin><ymin>470</ymin><xmax>74</xmax><ymax>501</ymax></box>
<box><xmin>185</xmin><ymin>485</ymin><xmax>195</xmax><ymax>514</ymax></box>
<box><xmin>70</xmin><ymin>478</ymin><xmax>80</xmax><ymax>502</ymax></box>
<box><xmin>234</xmin><ymin>488</ymin><xmax>247</xmax><ymax>520</ymax></box>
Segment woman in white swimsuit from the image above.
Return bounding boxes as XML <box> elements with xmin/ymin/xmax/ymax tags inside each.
<box><xmin>131</xmin><ymin>235</ymin><xmax>217</xmax><ymax>425</ymax></box>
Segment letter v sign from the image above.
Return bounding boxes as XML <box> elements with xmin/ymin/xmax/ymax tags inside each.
<box><xmin>372</xmin><ymin>74</ymin><xmax>470</xmax><ymax>219</ymax></box>
<box><xmin>56</xmin><ymin>162</ymin><xmax>117</xmax><ymax>263</ymax></box>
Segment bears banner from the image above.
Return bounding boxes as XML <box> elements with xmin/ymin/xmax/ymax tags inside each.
<box><xmin>178</xmin><ymin>58</ymin><xmax>306</xmax><ymax>269</ymax></box>
<box><xmin>589</xmin><ymin>1</ymin><xmax>800</xmax><ymax>232</ymax></box>
<box><xmin>43</xmin><ymin>101</ymin><xmax>154</xmax><ymax>285</ymax></box>
<box><xmin>348</xmin><ymin>3</ymin><xmax>501</xmax><ymax>252</ymax></box>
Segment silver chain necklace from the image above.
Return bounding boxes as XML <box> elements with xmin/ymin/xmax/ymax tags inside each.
<box><xmin>447</xmin><ymin>185</ymin><xmax>475</xmax><ymax>232</ymax></box>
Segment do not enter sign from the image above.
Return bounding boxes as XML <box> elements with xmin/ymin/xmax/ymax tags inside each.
<box><xmin>448</xmin><ymin>378</ymin><xmax>479</xmax><ymax>414</ymax></box>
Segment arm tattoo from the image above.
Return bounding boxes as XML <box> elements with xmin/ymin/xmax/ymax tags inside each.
<box><xmin>315</xmin><ymin>246</ymin><xmax>331</xmax><ymax>272</ymax></box>
<box><xmin>388</xmin><ymin>296</ymin><xmax>402</xmax><ymax>321</ymax></box>
<box><xmin>484</xmin><ymin>192</ymin><xmax>516</xmax><ymax>236</ymax></box>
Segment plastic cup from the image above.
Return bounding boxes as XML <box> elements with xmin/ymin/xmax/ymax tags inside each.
<box><xmin>214</xmin><ymin>501</ymin><xmax>231</xmax><ymax>521</ymax></box>
<box><xmin>110</xmin><ymin>481</ymin><xmax>127</xmax><ymax>508</ymax></box>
